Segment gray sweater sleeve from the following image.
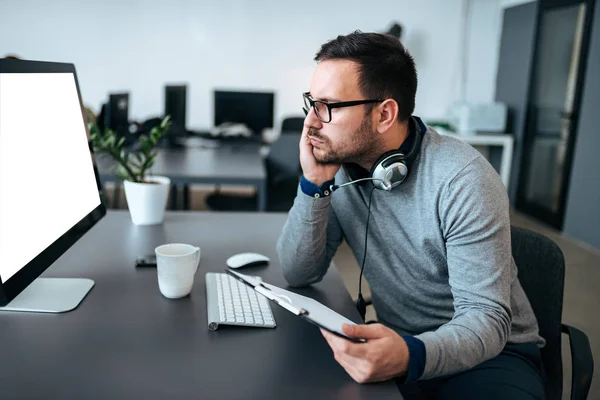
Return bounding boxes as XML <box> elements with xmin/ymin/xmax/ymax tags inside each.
<box><xmin>416</xmin><ymin>156</ymin><xmax>513</xmax><ymax>379</ymax></box>
<box><xmin>276</xmin><ymin>186</ymin><xmax>344</xmax><ymax>287</ymax></box>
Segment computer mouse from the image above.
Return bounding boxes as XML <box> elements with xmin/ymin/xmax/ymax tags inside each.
<box><xmin>226</xmin><ymin>252</ymin><xmax>270</xmax><ymax>269</ymax></box>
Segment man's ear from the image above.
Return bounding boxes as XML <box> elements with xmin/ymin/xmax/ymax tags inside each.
<box><xmin>375</xmin><ymin>99</ymin><xmax>399</xmax><ymax>133</ymax></box>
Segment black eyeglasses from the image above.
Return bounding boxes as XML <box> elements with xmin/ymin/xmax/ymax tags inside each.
<box><xmin>302</xmin><ymin>92</ymin><xmax>384</xmax><ymax>123</ymax></box>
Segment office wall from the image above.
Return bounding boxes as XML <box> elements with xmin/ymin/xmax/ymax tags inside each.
<box><xmin>465</xmin><ymin>0</ymin><xmax>503</xmax><ymax>104</ymax></box>
<box><xmin>564</xmin><ymin>0</ymin><xmax>600</xmax><ymax>251</ymax></box>
<box><xmin>0</xmin><ymin>0</ymin><xmax>502</xmax><ymax>130</ymax></box>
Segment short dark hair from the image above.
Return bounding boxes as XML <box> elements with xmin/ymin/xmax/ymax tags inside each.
<box><xmin>314</xmin><ymin>31</ymin><xmax>417</xmax><ymax>122</ymax></box>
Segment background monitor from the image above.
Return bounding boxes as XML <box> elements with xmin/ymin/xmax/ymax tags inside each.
<box><xmin>106</xmin><ymin>92</ymin><xmax>130</xmax><ymax>136</ymax></box>
<box><xmin>163</xmin><ymin>85</ymin><xmax>188</xmax><ymax>143</ymax></box>
<box><xmin>164</xmin><ymin>84</ymin><xmax>187</xmax><ymax>131</ymax></box>
<box><xmin>0</xmin><ymin>59</ymin><xmax>106</xmax><ymax>312</ymax></box>
<box><xmin>214</xmin><ymin>90</ymin><xmax>274</xmax><ymax>135</ymax></box>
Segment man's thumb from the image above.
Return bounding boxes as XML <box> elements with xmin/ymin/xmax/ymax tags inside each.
<box><xmin>342</xmin><ymin>323</ymin><xmax>387</xmax><ymax>340</ymax></box>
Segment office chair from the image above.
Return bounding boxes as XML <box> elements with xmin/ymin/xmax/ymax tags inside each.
<box><xmin>510</xmin><ymin>226</ymin><xmax>593</xmax><ymax>400</ymax></box>
<box><xmin>205</xmin><ymin>134</ymin><xmax>301</xmax><ymax>212</ymax></box>
<box><xmin>362</xmin><ymin>226</ymin><xmax>594</xmax><ymax>399</ymax></box>
<box><xmin>280</xmin><ymin>116</ymin><xmax>304</xmax><ymax>134</ymax></box>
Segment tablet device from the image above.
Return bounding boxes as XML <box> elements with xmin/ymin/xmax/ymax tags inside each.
<box><xmin>226</xmin><ymin>269</ymin><xmax>366</xmax><ymax>343</ymax></box>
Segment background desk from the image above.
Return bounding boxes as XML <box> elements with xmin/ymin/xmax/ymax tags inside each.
<box><xmin>97</xmin><ymin>143</ymin><xmax>268</xmax><ymax>211</ymax></box>
<box><xmin>0</xmin><ymin>211</ymin><xmax>400</xmax><ymax>399</ymax></box>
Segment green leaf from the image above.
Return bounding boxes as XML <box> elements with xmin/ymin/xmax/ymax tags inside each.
<box><xmin>116</xmin><ymin>171</ymin><xmax>128</xmax><ymax>181</ymax></box>
<box><xmin>146</xmin><ymin>152</ymin><xmax>158</xmax><ymax>169</ymax></box>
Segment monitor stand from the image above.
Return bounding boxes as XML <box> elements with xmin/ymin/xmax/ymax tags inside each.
<box><xmin>0</xmin><ymin>278</ymin><xmax>94</xmax><ymax>313</ymax></box>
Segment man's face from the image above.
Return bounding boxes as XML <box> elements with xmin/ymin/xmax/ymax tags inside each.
<box><xmin>305</xmin><ymin>60</ymin><xmax>379</xmax><ymax>165</ymax></box>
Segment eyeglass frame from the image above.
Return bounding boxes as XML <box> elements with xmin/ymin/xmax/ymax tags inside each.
<box><xmin>302</xmin><ymin>92</ymin><xmax>385</xmax><ymax>123</ymax></box>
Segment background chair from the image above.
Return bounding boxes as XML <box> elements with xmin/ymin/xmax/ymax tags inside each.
<box><xmin>280</xmin><ymin>116</ymin><xmax>304</xmax><ymax>134</ymax></box>
<box><xmin>511</xmin><ymin>226</ymin><xmax>593</xmax><ymax>400</ymax></box>
<box><xmin>205</xmin><ymin>134</ymin><xmax>301</xmax><ymax>212</ymax></box>
<box><xmin>363</xmin><ymin>226</ymin><xmax>594</xmax><ymax>399</ymax></box>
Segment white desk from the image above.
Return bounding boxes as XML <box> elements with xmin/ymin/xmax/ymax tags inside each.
<box><xmin>437</xmin><ymin>129</ymin><xmax>514</xmax><ymax>189</ymax></box>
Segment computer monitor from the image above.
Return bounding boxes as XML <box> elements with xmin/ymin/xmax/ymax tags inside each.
<box><xmin>214</xmin><ymin>90</ymin><xmax>274</xmax><ymax>135</ymax></box>
<box><xmin>165</xmin><ymin>84</ymin><xmax>187</xmax><ymax>131</ymax></box>
<box><xmin>163</xmin><ymin>85</ymin><xmax>188</xmax><ymax>145</ymax></box>
<box><xmin>0</xmin><ymin>59</ymin><xmax>106</xmax><ymax>313</ymax></box>
<box><xmin>106</xmin><ymin>92</ymin><xmax>130</xmax><ymax>137</ymax></box>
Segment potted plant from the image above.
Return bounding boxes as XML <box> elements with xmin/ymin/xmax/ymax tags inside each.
<box><xmin>89</xmin><ymin>116</ymin><xmax>172</xmax><ymax>225</ymax></box>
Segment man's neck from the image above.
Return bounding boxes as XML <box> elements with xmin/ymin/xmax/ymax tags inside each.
<box><xmin>358</xmin><ymin>121</ymin><xmax>410</xmax><ymax>170</ymax></box>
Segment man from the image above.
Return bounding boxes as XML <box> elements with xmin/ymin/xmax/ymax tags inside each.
<box><xmin>276</xmin><ymin>31</ymin><xmax>545</xmax><ymax>399</ymax></box>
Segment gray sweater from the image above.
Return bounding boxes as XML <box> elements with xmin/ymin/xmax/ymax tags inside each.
<box><xmin>276</xmin><ymin>126</ymin><xmax>544</xmax><ymax>380</ymax></box>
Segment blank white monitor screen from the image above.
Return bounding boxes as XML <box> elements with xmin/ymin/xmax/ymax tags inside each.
<box><xmin>0</xmin><ymin>72</ymin><xmax>101</xmax><ymax>282</ymax></box>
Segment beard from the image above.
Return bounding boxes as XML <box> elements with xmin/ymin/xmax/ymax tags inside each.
<box><xmin>308</xmin><ymin>116</ymin><xmax>380</xmax><ymax>165</ymax></box>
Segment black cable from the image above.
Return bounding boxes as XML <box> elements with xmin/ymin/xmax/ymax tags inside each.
<box><xmin>357</xmin><ymin>186</ymin><xmax>376</xmax><ymax>320</ymax></box>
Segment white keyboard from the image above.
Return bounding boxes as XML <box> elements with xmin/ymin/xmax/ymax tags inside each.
<box><xmin>206</xmin><ymin>272</ymin><xmax>276</xmax><ymax>330</ymax></box>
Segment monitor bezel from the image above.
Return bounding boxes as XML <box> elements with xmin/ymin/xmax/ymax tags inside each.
<box><xmin>0</xmin><ymin>59</ymin><xmax>107</xmax><ymax>306</ymax></box>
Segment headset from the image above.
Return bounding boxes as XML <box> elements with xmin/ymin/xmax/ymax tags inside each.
<box><xmin>330</xmin><ymin>116</ymin><xmax>424</xmax><ymax>193</ymax></box>
<box><xmin>330</xmin><ymin>116</ymin><xmax>425</xmax><ymax>321</ymax></box>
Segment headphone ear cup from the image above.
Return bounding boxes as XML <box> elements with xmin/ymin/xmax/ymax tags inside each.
<box><xmin>371</xmin><ymin>153</ymin><xmax>408</xmax><ymax>190</ymax></box>
<box><xmin>385</xmin><ymin>162</ymin><xmax>408</xmax><ymax>188</ymax></box>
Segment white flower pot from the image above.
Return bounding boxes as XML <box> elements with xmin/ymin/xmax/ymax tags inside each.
<box><xmin>123</xmin><ymin>176</ymin><xmax>171</xmax><ymax>225</ymax></box>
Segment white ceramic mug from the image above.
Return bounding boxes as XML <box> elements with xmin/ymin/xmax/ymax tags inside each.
<box><xmin>155</xmin><ymin>243</ymin><xmax>201</xmax><ymax>299</ymax></box>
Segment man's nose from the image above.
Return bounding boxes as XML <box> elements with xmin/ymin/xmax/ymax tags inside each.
<box><xmin>303</xmin><ymin>106</ymin><xmax>323</xmax><ymax>129</ymax></box>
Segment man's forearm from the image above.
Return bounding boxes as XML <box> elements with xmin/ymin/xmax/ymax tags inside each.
<box><xmin>415</xmin><ymin>307</ymin><xmax>510</xmax><ymax>379</ymax></box>
<box><xmin>276</xmin><ymin>186</ymin><xmax>341</xmax><ymax>286</ymax></box>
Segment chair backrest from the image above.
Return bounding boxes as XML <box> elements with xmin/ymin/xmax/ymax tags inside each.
<box><xmin>266</xmin><ymin>134</ymin><xmax>301</xmax><ymax>180</ymax></box>
<box><xmin>265</xmin><ymin>133</ymin><xmax>301</xmax><ymax>211</ymax></box>
<box><xmin>280</xmin><ymin>117</ymin><xmax>304</xmax><ymax>134</ymax></box>
<box><xmin>510</xmin><ymin>226</ymin><xmax>565</xmax><ymax>400</ymax></box>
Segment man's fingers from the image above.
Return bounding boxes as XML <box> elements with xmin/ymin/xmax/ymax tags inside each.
<box><xmin>332</xmin><ymin>351</ymin><xmax>375</xmax><ymax>384</ymax></box>
<box><xmin>321</xmin><ymin>328</ymin><xmax>367</xmax><ymax>358</ymax></box>
<box><xmin>342</xmin><ymin>323</ymin><xmax>389</xmax><ymax>340</ymax></box>
<box><xmin>300</xmin><ymin>125</ymin><xmax>311</xmax><ymax>146</ymax></box>
<box><xmin>333</xmin><ymin>352</ymin><xmax>363</xmax><ymax>378</ymax></box>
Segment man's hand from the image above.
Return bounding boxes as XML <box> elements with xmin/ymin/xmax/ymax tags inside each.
<box><xmin>300</xmin><ymin>125</ymin><xmax>340</xmax><ymax>186</ymax></box>
<box><xmin>320</xmin><ymin>323</ymin><xmax>409</xmax><ymax>384</ymax></box>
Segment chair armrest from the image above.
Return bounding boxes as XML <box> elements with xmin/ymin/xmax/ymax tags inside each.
<box><xmin>562</xmin><ymin>324</ymin><xmax>594</xmax><ymax>400</ymax></box>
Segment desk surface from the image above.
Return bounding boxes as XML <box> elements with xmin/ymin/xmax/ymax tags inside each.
<box><xmin>97</xmin><ymin>144</ymin><xmax>266</xmax><ymax>184</ymax></box>
<box><xmin>0</xmin><ymin>211</ymin><xmax>400</xmax><ymax>399</ymax></box>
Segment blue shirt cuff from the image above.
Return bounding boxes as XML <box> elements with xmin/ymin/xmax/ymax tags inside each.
<box><xmin>402</xmin><ymin>335</ymin><xmax>426</xmax><ymax>382</ymax></box>
<box><xmin>300</xmin><ymin>176</ymin><xmax>334</xmax><ymax>198</ymax></box>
